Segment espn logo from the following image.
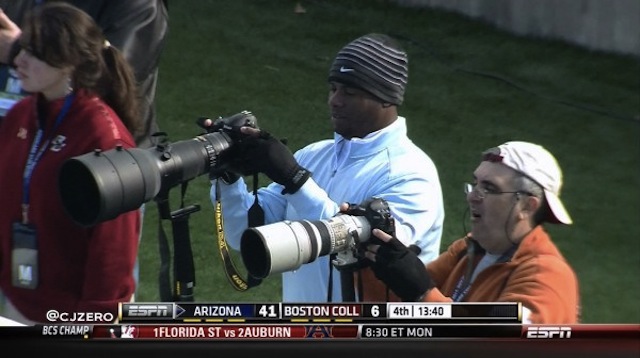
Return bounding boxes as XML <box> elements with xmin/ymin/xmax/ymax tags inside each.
<box><xmin>121</xmin><ymin>303</ymin><xmax>174</xmax><ymax>320</ymax></box>
<box><xmin>526</xmin><ymin>326</ymin><xmax>572</xmax><ymax>339</ymax></box>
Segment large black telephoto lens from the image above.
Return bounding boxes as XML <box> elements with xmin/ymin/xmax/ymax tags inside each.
<box><xmin>58</xmin><ymin>110</ymin><xmax>257</xmax><ymax>227</ymax></box>
<box><xmin>240</xmin><ymin>197</ymin><xmax>393</xmax><ymax>279</ymax></box>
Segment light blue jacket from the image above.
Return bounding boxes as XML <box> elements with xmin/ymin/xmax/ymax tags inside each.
<box><xmin>210</xmin><ymin>117</ymin><xmax>444</xmax><ymax>302</ymax></box>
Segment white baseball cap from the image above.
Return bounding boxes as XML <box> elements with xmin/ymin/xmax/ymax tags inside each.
<box><xmin>483</xmin><ymin>141</ymin><xmax>573</xmax><ymax>225</ymax></box>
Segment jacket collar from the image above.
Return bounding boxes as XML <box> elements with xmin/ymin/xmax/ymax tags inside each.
<box><xmin>333</xmin><ymin>116</ymin><xmax>406</xmax><ymax>158</ymax></box>
<box><xmin>466</xmin><ymin>225</ymin><xmax>555</xmax><ymax>264</ymax></box>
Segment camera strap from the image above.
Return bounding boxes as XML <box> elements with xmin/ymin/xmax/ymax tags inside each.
<box><xmin>214</xmin><ymin>174</ymin><xmax>263</xmax><ymax>291</ymax></box>
<box><xmin>156</xmin><ymin>182</ymin><xmax>198</xmax><ymax>302</ymax></box>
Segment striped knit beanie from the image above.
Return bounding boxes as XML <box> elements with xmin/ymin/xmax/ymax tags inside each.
<box><xmin>328</xmin><ymin>33</ymin><xmax>408</xmax><ymax>105</ymax></box>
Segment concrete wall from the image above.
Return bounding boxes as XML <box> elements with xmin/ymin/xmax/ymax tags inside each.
<box><xmin>394</xmin><ymin>0</ymin><xmax>640</xmax><ymax>57</ymax></box>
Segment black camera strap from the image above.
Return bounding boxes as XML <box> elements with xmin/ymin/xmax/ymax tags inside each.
<box><xmin>157</xmin><ymin>200</ymin><xmax>172</xmax><ymax>301</ymax></box>
<box><xmin>214</xmin><ymin>174</ymin><xmax>263</xmax><ymax>291</ymax></box>
<box><xmin>156</xmin><ymin>182</ymin><xmax>198</xmax><ymax>302</ymax></box>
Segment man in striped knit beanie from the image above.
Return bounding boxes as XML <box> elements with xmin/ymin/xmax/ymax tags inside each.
<box><xmin>211</xmin><ymin>33</ymin><xmax>444</xmax><ymax>303</ymax></box>
<box><xmin>328</xmin><ymin>33</ymin><xmax>408</xmax><ymax>107</ymax></box>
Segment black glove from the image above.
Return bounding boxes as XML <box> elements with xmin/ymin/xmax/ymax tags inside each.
<box><xmin>234</xmin><ymin>131</ymin><xmax>311</xmax><ymax>194</ymax></box>
<box><xmin>371</xmin><ymin>237</ymin><xmax>433</xmax><ymax>301</ymax></box>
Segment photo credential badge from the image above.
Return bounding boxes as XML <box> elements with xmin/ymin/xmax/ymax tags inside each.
<box><xmin>11</xmin><ymin>222</ymin><xmax>39</xmax><ymax>289</ymax></box>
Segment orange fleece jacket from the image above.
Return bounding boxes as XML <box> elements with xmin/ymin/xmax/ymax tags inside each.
<box><xmin>356</xmin><ymin>226</ymin><xmax>579</xmax><ymax>324</ymax></box>
<box><xmin>423</xmin><ymin>226</ymin><xmax>580</xmax><ymax>323</ymax></box>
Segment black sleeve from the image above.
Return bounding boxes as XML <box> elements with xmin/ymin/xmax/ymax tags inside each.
<box><xmin>69</xmin><ymin>0</ymin><xmax>169</xmax><ymax>81</ymax></box>
<box><xmin>68</xmin><ymin>0</ymin><xmax>169</xmax><ymax>147</ymax></box>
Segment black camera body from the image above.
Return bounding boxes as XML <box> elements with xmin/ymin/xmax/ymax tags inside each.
<box><xmin>342</xmin><ymin>197</ymin><xmax>395</xmax><ymax>240</ymax></box>
<box><xmin>58</xmin><ymin>110</ymin><xmax>258</xmax><ymax>227</ymax></box>
<box><xmin>331</xmin><ymin>197</ymin><xmax>395</xmax><ymax>270</ymax></box>
<box><xmin>240</xmin><ymin>197</ymin><xmax>395</xmax><ymax>279</ymax></box>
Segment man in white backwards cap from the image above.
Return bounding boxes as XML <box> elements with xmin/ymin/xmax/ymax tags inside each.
<box><xmin>353</xmin><ymin>141</ymin><xmax>580</xmax><ymax>323</ymax></box>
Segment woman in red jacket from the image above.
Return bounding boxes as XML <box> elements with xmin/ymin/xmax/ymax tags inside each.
<box><xmin>350</xmin><ymin>141</ymin><xmax>580</xmax><ymax>324</ymax></box>
<box><xmin>0</xmin><ymin>2</ymin><xmax>141</xmax><ymax>324</ymax></box>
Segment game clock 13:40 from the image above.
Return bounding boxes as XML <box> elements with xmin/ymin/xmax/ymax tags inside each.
<box><xmin>416</xmin><ymin>304</ymin><xmax>447</xmax><ymax>317</ymax></box>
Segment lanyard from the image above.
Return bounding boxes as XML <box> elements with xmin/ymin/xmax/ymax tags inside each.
<box><xmin>21</xmin><ymin>93</ymin><xmax>75</xmax><ymax>223</ymax></box>
<box><xmin>451</xmin><ymin>275</ymin><xmax>471</xmax><ymax>302</ymax></box>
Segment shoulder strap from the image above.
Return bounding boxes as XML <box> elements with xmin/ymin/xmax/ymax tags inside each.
<box><xmin>156</xmin><ymin>182</ymin><xmax>198</xmax><ymax>301</ymax></box>
<box><xmin>215</xmin><ymin>174</ymin><xmax>263</xmax><ymax>290</ymax></box>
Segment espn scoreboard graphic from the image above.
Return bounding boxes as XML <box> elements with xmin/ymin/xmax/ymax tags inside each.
<box><xmin>0</xmin><ymin>302</ymin><xmax>637</xmax><ymax>342</ymax></box>
<box><xmin>117</xmin><ymin>302</ymin><xmax>522</xmax><ymax>323</ymax></box>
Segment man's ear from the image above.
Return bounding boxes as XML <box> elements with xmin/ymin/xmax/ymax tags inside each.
<box><xmin>523</xmin><ymin>195</ymin><xmax>542</xmax><ymax>214</ymax></box>
<box><xmin>517</xmin><ymin>194</ymin><xmax>541</xmax><ymax>221</ymax></box>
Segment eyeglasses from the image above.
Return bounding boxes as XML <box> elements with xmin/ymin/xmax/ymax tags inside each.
<box><xmin>464</xmin><ymin>182</ymin><xmax>531</xmax><ymax>200</ymax></box>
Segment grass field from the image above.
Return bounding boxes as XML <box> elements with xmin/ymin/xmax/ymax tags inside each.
<box><xmin>135</xmin><ymin>0</ymin><xmax>640</xmax><ymax>323</ymax></box>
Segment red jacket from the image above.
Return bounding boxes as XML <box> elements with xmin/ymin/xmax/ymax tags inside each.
<box><xmin>423</xmin><ymin>226</ymin><xmax>580</xmax><ymax>324</ymax></box>
<box><xmin>0</xmin><ymin>90</ymin><xmax>140</xmax><ymax>322</ymax></box>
